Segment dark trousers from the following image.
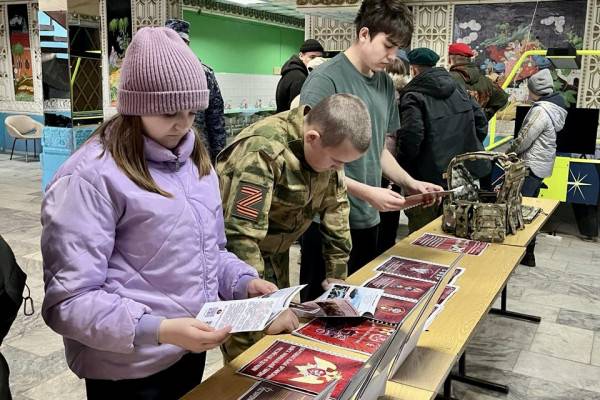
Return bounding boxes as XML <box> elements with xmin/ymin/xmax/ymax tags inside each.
<box><xmin>378</xmin><ymin>211</ymin><xmax>401</xmax><ymax>254</ymax></box>
<box><xmin>347</xmin><ymin>225</ymin><xmax>380</xmax><ymax>275</ymax></box>
<box><xmin>299</xmin><ymin>222</ymin><xmax>380</xmax><ymax>302</ymax></box>
<box><xmin>299</xmin><ymin>222</ymin><xmax>326</xmax><ymax>302</ymax></box>
<box><xmin>85</xmin><ymin>352</ymin><xmax>206</xmax><ymax>400</ymax></box>
<box><xmin>1</xmin><ymin>353</ymin><xmax>11</xmax><ymax>400</ymax></box>
<box><xmin>521</xmin><ymin>172</ymin><xmax>544</xmax><ymax>257</ymax></box>
<box><xmin>405</xmin><ymin>204</ymin><xmax>443</xmax><ymax>234</ymax></box>
<box><xmin>377</xmin><ymin>179</ymin><xmax>402</xmax><ymax>254</ymax></box>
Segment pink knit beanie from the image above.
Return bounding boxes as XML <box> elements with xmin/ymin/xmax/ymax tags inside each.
<box><xmin>117</xmin><ymin>27</ymin><xmax>209</xmax><ymax>115</ymax></box>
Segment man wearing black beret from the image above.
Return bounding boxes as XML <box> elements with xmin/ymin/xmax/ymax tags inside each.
<box><xmin>276</xmin><ymin>39</ymin><xmax>324</xmax><ymax>112</ymax></box>
<box><xmin>396</xmin><ymin>48</ymin><xmax>489</xmax><ymax>231</ymax></box>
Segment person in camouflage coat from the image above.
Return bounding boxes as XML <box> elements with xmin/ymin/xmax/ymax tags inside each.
<box><xmin>217</xmin><ymin>94</ymin><xmax>371</xmax><ymax>361</ymax></box>
<box><xmin>448</xmin><ymin>42</ymin><xmax>509</xmax><ymax>121</ymax></box>
<box><xmin>165</xmin><ymin>19</ymin><xmax>227</xmax><ymax>162</ymax></box>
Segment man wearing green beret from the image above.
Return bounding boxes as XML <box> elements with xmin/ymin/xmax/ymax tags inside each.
<box><xmin>396</xmin><ymin>47</ymin><xmax>489</xmax><ymax>232</ymax></box>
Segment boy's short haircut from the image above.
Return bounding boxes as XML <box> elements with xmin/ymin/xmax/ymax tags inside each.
<box><xmin>305</xmin><ymin>94</ymin><xmax>372</xmax><ymax>153</ymax></box>
<box><xmin>354</xmin><ymin>0</ymin><xmax>413</xmax><ymax>48</ymax></box>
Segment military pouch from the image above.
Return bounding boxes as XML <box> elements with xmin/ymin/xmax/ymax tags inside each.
<box><xmin>471</xmin><ymin>203</ymin><xmax>507</xmax><ymax>242</ymax></box>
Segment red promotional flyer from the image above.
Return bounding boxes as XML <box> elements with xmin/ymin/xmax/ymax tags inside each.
<box><xmin>411</xmin><ymin>233</ymin><xmax>489</xmax><ymax>256</ymax></box>
<box><xmin>363</xmin><ymin>273</ymin><xmax>435</xmax><ymax>301</ymax></box>
<box><xmin>437</xmin><ymin>285</ymin><xmax>459</xmax><ymax>306</ymax></box>
<box><xmin>293</xmin><ymin>318</ymin><xmax>395</xmax><ymax>355</ymax></box>
<box><xmin>450</xmin><ymin>267</ymin><xmax>465</xmax><ymax>285</ymax></box>
<box><xmin>374</xmin><ymin>256</ymin><xmax>449</xmax><ymax>282</ymax></box>
<box><xmin>238</xmin><ymin>341</ymin><xmax>363</xmax><ymax>399</ymax></box>
<box><xmin>373</xmin><ymin>296</ymin><xmax>418</xmax><ymax>325</ymax></box>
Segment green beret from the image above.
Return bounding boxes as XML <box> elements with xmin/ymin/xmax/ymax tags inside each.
<box><xmin>407</xmin><ymin>48</ymin><xmax>440</xmax><ymax>66</ymax></box>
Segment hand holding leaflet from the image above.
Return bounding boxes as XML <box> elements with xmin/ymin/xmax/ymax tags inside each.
<box><xmin>290</xmin><ymin>284</ymin><xmax>383</xmax><ymax>318</ymax></box>
<box><xmin>196</xmin><ymin>285</ymin><xmax>305</xmax><ymax>333</ymax></box>
<box><xmin>401</xmin><ymin>188</ymin><xmax>458</xmax><ymax>210</ymax></box>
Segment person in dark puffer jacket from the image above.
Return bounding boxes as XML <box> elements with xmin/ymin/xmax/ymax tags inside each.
<box><xmin>0</xmin><ymin>235</ymin><xmax>27</xmax><ymax>400</ymax></box>
<box><xmin>396</xmin><ymin>48</ymin><xmax>488</xmax><ymax>232</ymax></box>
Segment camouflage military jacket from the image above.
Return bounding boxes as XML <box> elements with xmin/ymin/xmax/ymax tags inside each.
<box><xmin>217</xmin><ymin>107</ymin><xmax>350</xmax><ymax>280</ymax></box>
<box><xmin>194</xmin><ymin>63</ymin><xmax>226</xmax><ymax>163</ymax></box>
<box><xmin>450</xmin><ymin>62</ymin><xmax>509</xmax><ymax>121</ymax></box>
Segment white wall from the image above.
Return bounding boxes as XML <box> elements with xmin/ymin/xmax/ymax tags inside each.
<box><xmin>215</xmin><ymin>73</ymin><xmax>280</xmax><ymax>111</ymax></box>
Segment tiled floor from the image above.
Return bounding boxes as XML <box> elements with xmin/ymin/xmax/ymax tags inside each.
<box><xmin>1</xmin><ymin>153</ymin><xmax>599</xmax><ymax>399</ymax></box>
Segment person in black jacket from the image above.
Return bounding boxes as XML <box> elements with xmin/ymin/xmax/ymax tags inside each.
<box><xmin>397</xmin><ymin>48</ymin><xmax>488</xmax><ymax>232</ymax></box>
<box><xmin>1</xmin><ymin>235</ymin><xmax>27</xmax><ymax>400</ymax></box>
<box><xmin>275</xmin><ymin>39</ymin><xmax>324</xmax><ymax>113</ymax></box>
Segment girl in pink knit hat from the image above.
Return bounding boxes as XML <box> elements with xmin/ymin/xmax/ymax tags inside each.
<box><xmin>40</xmin><ymin>27</ymin><xmax>298</xmax><ymax>399</ymax></box>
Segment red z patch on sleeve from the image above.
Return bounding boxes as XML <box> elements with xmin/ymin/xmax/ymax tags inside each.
<box><xmin>233</xmin><ymin>182</ymin><xmax>266</xmax><ymax>222</ymax></box>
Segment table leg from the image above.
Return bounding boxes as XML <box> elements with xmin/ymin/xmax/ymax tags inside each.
<box><xmin>489</xmin><ymin>286</ymin><xmax>541</xmax><ymax>323</ymax></box>
<box><xmin>434</xmin><ymin>376</ymin><xmax>458</xmax><ymax>400</ymax></box>
<box><xmin>449</xmin><ymin>353</ymin><xmax>509</xmax><ymax>394</ymax></box>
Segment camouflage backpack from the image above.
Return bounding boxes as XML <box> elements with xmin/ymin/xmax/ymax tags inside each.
<box><xmin>442</xmin><ymin>151</ymin><xmax>527</xmax><ymax>243</ymax></box>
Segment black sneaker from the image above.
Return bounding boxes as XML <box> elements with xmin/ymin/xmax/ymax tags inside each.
<box><xmin>521</xmin><ymin>253</ymin><xmax>536</xmax><ymax>267</ymax></box>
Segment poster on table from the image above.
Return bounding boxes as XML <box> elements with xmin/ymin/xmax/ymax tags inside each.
<box><xmin>363</xmin><ymin>273</ymin><xmax>435</xmax><ymax>301</ymax></box>
<box><xmin>238</xmin><ymin>340</ymin><xmax>363</xmax><ymax>399</ymax></box>
<box><xmin>437</xmin><ymin>285</ymin><xmax>459</xmax><ymax>306</ymax></box>
<box><xmin>372</xmin><ymin>295</ymin><xmax>418</xmax><ymax>325</ymax></box>
<box><xmin>449</xmin><ymin>267</ymin><xmax>465</xmax><ymax>285</ymax></box>
<box><xmin>293</xmin><ymin>318</ymin><xmax>395</xmax><ymax>355</ymax></box>
<box><xmin>374</xmin><ymin>256</ymin><xmax>450</xmax><ymax>282</ymax></box>
<box><xmin>411</xmin><ymin>233</ymin><xmax>489</xmax><ymax>256</ymax></box>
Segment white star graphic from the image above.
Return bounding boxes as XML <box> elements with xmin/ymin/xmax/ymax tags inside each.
<box><xmin>567</xmin><ymin>170</ymin><xmax>591</xmax><ymax>199</ymax></box>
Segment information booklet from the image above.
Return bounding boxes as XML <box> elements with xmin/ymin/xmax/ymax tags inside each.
<box><xmin>374</xmin><ymin>256</ymin><xmax>450</xmax><ymax>282</ymax></box>
<box><xmin>292</xmin><ymin>318</ymin><xmax>395</xmax><ymax>355</ymax></box>
<box><xmin>411</xmin><ymin>233</ymin><xmax>489</xmax><ymax>256</ymax></box>
<box><xmin>196</xmin><ymin>285</ymin><xmax>305</xmax><ymax>333</ymax></box>
<box><xmin>372</xmin><ymin>295</ymin><xmax>418</xmax><ymax>325</ymax></box>
<box><xmin>290</xmin><ymin>284</ymin><xmax>383</xmax><ymax>318</ymax></box>
<box><xmin>237</xmin><ymin>340</ymin><xmax>363</xmax><ymax>399</ymax></box>
<box><xmin>401</xmin><ymin>189</ymin><xmax>455</xmax><ymax>209</ymax></box>
<box><xmin>362</xmin><ymin>273</ymin><xmax>435</xmax><ymax>302</ymax></box>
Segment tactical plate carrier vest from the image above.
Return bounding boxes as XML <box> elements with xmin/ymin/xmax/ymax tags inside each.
<box><xmin>442</xmin><ymin>151</ymin><xmax>526</xmax><ymax>243</ymax></box>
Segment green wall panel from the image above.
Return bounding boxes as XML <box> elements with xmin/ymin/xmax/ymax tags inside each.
<box><xmin>184</xmin><ymin>10</ymin><xmax>304</xmax><ymax>75</ymax></box>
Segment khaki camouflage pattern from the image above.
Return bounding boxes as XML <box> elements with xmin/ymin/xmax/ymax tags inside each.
<box><xmin>521</xmin><ymin>204</ymin><xmax>542</xmax><ymax>224</ymax></box>
<box><xmin>442</xmin><ymin>151</ymin><xmax>526</xmax><ymax>243</ymax></box>
<box><xmin>216</xmin><ymin>106</ymin><xmax>351</xmax><ymax>361</ymax></box>
<box><xmin>217</xmin><ymin>106</ymin><xmax>350</xmax><ymax>286</ymax></box>
<box><xmin>450</xmin><ymin>62</ymin><xmax>509</xmax><ymax>121</ymax></box>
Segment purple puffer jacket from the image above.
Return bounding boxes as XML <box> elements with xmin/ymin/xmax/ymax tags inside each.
<box><xmin>41</xmin><ymin>130</ymin><xmax>258</xmax><ymax>380</ymax></box>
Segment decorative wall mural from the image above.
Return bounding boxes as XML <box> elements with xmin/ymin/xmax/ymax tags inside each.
<box><xmin>106</xmin><ymin>0</ymin><xmax>132</xmax><ymax>106</ymax></box>
<box><xmin>453</xmin><ymin>1</ymin><xmax>586</xmax><ymax>108</ymax></box>
<box><xmin>7</xmin><ymin>4</ymin><xmax>34</xmax><ymax>101</ymax></box>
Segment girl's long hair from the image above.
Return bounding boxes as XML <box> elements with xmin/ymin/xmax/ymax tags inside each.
<box><xmin>90</xmin><ymin>115</ymin><xmax>212</xmax><ymax>197</ymax></box>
